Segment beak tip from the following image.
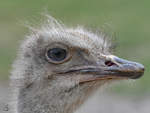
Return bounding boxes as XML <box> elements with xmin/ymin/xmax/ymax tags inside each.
<box><xmin>135</xmin><ymin>62</ymin><xmax>145</xmax><ymax>73</ymax></box>
<box><xmin>130</xmin><ymin>63</ymin><xmax>145</xmax><ymax>79</ymax></box>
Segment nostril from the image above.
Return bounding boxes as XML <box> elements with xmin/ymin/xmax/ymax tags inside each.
<box><xmin>105</xmin><ymin>61</ymin><xmax>116</xmax><ymax>67</ymax></box>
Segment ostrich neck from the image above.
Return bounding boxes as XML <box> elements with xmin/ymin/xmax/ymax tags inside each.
<box><xmin>16</xmin><ymin>78</ymin><xmax>106</xmax><ymax>113</ymax></box>
<box><xmin>17</xmin><ymin>79</ymin><xmax>82</xmax><ymax>113</ymax></box>
<box><xmin>14</xmin><ymin>72</ymin><xmax>105</xmax><ymax>113</ymax></box>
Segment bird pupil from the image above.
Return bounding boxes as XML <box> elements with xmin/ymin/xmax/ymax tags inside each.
<box><xmin>47</xmin><ymin>48</ymin><xmax>67</xmax><ymax>61</ymax></box>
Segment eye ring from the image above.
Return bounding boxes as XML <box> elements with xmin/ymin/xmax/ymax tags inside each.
<box><xmin>45</xmin><ymin>44</ymin><xmax>72</xmax><ymax>64</ymax></box>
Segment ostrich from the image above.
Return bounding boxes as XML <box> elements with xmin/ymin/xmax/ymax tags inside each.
<box><xmin>10</xmin><ymin>16</ymin><xmax>144</xmax><ymax>113</ymax></box>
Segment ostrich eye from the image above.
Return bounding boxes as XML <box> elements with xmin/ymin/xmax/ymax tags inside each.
<box><xmin>46</xmin><ymin>46</ymin><xmax>71</xmax><ymax>64</ymax></box>
<box><xmin>47</xmin><ymin>48</ymin><xmax>67</xmax><ymax>61</ymax></box>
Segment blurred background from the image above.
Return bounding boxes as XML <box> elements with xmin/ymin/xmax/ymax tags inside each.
<box><xmin>0</xmin><ymin>0</ymin><xmax>150</xmax><ymax>113</ymax></box>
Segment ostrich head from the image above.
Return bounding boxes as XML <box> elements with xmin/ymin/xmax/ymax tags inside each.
<box><xmin>10</xmin><ymin>16</ymin><xmax>144</xmax><ymax>113</ymax></box>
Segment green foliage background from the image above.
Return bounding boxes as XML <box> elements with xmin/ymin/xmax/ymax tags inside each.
<box><xmin>0</xmin><ymin>0</ymin><xmax>149</xmax><ymax>95</ymax></box>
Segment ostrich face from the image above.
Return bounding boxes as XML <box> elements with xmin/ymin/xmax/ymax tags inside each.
<box><xmin>12</xmin><ymin>18</ymin><xmax>144</xmax><ymax>113</ymax></box>
<box><xmin>21</xmin><ymin>26</ymin><xmax>144</xmax><ymax>89</ymax></box>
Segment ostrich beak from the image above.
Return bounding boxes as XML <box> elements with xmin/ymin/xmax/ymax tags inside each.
<box><xmin>55</xmin><ymin>55</ymin><xmax>144</xmax><ymax>83</ymax></box>
<box><xmin>101</xmin><ymin>55</ymin><xmax>145</xmax><ymax>79</ymax></box>
<box><xmin>78</xmin><ymin>55</ymin><xmax>145</xmax><ymax>83</ymax></box>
